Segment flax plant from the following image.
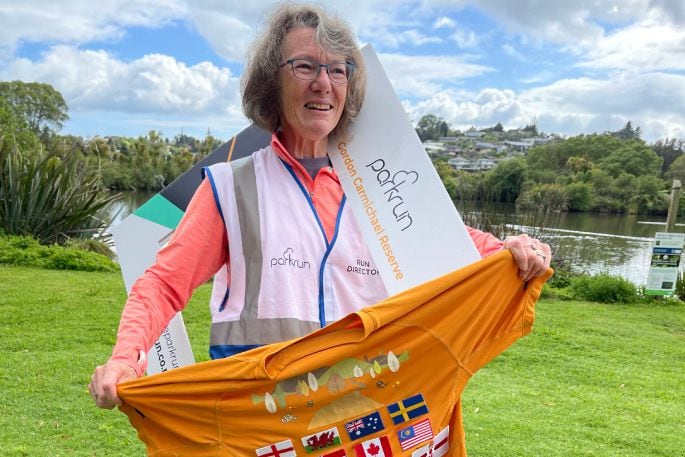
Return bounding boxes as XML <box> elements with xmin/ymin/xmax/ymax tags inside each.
<box><xmin>0</xmin><ymin>136</ymin><xmax>120</xmax><ymax>244</ymax></box>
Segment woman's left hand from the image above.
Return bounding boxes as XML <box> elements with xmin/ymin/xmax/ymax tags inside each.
<box><xmin>503</xmin><ymin>234</ymin><xmax>552</xmax><ymax>281</ymax></box>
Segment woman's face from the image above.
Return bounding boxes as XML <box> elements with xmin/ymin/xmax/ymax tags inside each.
<box><xmin>279</xmin><ymin>27</ymin><xmax>348</xmax><ymax>147</ymax></box>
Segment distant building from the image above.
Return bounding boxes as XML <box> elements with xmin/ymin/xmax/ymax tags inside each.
<box><xmin>464</xmin><ymin>130</ymin><xmax>485</xmax><ymax>138</ymax></box>
<box><xmin>448</xmin><ymin>156</ymin><xmax>496</xmax><ymax>172</ymax></box>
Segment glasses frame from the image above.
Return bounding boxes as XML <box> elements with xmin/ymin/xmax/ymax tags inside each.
<box><xmin>280</xmin><ymin>58</ymin><xmax>355</xmax><ymax>85</ymax></box>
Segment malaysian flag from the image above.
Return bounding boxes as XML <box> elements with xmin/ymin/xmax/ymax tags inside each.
<box><xmin>411</xmin><ymin>425</ymin><xmax>449</xmax><ymax>457</ymax></box>
<box><xmin>397</xmin><ymin>418</ymin><xmax>433</xmax><ymax>451</ymax></box>
<box><xmin>255</xmin><ymin>439</ymin><xmax>297</xmax><ymax>457</ymax></box>
<box><xmin>345</xmin><ymin>411</ymin><xmax>385</xmax><ymax>440</ymax></box>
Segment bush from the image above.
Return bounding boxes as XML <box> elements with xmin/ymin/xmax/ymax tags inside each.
<box><xmin>569</xmin><ymin>273</ymin><xmax>638</xmax><ymax>303</ymax></box>
<box><xmin>0</xmin><ymin>235</ymin><xmax>118</xmax><ymax>272</ymax></box>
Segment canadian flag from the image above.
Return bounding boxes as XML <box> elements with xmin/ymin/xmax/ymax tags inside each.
<box><xmin>411</xmin><ymin>425</ymin><xmax>449</xmax><ymax>457</ymax></box>
<box><xmin>353</xmin><ymin>435</ymin><xmax>393</xmax><ymax>456</ymax></box>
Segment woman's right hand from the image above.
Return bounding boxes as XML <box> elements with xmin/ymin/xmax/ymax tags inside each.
<box><xmin>88</xmin><ymin>361</ymin><xmax>138</xmax><ymax>409</ymax></box>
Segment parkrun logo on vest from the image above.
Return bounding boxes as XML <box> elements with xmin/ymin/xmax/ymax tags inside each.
<box><xmin>270</xmin><ymin>247</ymin><xmax>311</xmax><ymax>270</ymax></box>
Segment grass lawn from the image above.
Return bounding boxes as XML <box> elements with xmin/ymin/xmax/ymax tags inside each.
<box><xmin>1</xmin><ymin>265</ymin><xmax>683</xmax><ymax>456</ymax></box>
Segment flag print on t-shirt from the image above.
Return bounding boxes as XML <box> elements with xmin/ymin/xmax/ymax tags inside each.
<box><xmin>353</xmin><ymin>435</ymin><xmax>393</xmax><ymax>456</ymax></box>
<box><xmin>345</xmin><ymin>411</ymin><xmax>385</xmax><ymax>441</ymax></box>
<box><xmin>387</xmin><ymin>393</ymin><xmax>429</xmax><ymax>425</ymax></box>
<box><xmin>301</xmin><ymin>427</ymin><xmax>341</xmax><ymax>453</ymax></box>
<box><xmin>397</xmin><ymin>418</ymin><xmax>433</xmax><ymax>451</ymax></box>
<box><xmin>411</xmin><ymin>425</ymin><xmax>449</xmax><ymax>457</ymax></box>
<box><xmin>255</xmin><ymin>439</ymin><xmax>297</xmax><ymax>457</ymax></box>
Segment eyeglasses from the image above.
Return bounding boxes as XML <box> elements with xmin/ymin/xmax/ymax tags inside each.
<box><xmin>280</xmin><ymin>58</ymin><xmax>355</xmax><ymax>84</ymax></box>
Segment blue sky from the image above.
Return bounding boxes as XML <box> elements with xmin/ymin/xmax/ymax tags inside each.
<box><xmin>1</xmin><ymin>0</ymin><xmax>684</xmax><ymax>142</ymax></box>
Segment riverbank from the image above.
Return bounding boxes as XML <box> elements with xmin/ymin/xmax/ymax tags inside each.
<box><xmin>1</xmin><ymin>266</ymin><xmax>683</xmax><ymax>456</ymax></box>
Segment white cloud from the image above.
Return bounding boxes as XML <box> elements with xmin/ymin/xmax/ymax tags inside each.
<box><xmin>404</xmin><ymin>71</ymin><xmax>685</xmax><ymax>142</ymax></box>
<box><xmin>0</xmin><ymin>0</ymin><xmax>186</xmax><ymax>53</ymax></box>
<box><xmin>3</xmin><ymin>45</ymin><xmax>241</xmax><ymax>116</ymax></box>
<box><xmin>578</xmin><ymin>19</ymin><xmax>685</xmax><ymax>71</ymax></box>
<box><xmin>433</xmin><ymin>16</ymin><xmax>456</xmax><ymax>29</ymax></box>
<box><xmin>379</xmin><ymin>52</ymin><xmax>493</xmax><ymax>97</ymax></box>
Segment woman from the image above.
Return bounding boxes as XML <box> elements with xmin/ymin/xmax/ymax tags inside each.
<box><xmin>89</xmin><ymin>2</ymin><xmax>551</xmax><ymax>410</ymax></box>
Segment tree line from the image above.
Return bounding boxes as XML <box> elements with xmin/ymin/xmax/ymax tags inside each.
<box><xmin>420</xmin><ymin>114</ymin><xmax>685</xmax><ymax>215</ymax></box>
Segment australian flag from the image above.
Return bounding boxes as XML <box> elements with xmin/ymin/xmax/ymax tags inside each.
<box><xmin>387</xmin><ymin>393</ymin><xmax>429</xmax><ymax>425</ymax></box>
<box><xmin>344</xmin><ymin>411</ymin><xmax>385</xmax><ymax>440</ymax></box>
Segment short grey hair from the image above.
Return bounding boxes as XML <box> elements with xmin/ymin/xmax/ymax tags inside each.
<box><xmin>241</xmin><ymin>2</ymin><xmax>367</xmax><ymax>140</ymax></box>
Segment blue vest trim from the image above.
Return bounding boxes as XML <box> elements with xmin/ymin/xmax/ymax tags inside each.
<box><xmin>210</xmin><ymin>344</ymin><xmax>262</xmax><ymax>360</ymax></box>
<box><xmin>318</xmin><ymin>195</ymin><xmax>346</xmax><ymax>328</ymax></box>
<box><xmin>202</xmin><ymin>166</ymin><xmax>226</xmax><ymax>225</ymax></box>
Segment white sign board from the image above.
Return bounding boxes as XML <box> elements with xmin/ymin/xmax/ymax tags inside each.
<box><xmin>329</xmin><ymin>45</ymin><xmax>480</xmax><ymax>295</ymax></box>
<box><xmin>645</xmin><ymin>231</ymin><xmax>684</xmax><ymax>295</ymax></box>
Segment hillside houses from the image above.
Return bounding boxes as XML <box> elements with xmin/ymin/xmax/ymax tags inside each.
<box><xmin>423</xmin><ymin>129</ymin><xmax>554</xmax><ymax>172</ymax></box>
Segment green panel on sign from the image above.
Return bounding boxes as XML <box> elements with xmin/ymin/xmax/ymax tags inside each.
<box><xmin>644</xmin><ymin>289</ymin><xmax>674</xmax><ymax>296</ymax></box>
<box><xmin>134</xmin><ymin>194</ymin><xmax>184</xmax><ymax>229</ymax></box>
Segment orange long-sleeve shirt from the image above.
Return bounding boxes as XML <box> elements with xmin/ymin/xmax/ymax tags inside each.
<box><xmin>111</xmin><ymin>134</ymin><xmax>504</xmax><ymax>375</ymax></box>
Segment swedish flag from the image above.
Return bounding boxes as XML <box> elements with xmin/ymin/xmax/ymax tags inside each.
<box><xmin>386</xmin><ymin>393</ymin><xmax>429</xmax><ymax>424</ymax></box>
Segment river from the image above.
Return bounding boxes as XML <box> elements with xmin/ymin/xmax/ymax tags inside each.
<box><xmin>108</xmin><ymin>193</ymin><xmax>683</xmax><ymax>287</ymax></box>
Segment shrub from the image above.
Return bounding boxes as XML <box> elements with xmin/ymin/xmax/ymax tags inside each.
<box><xmin>569</xmin><ymin>273</ymin><xmax>638</xmax><ymax>303</ymax></box>
<box><xmin>0</xmin><ymin>235</ymin><xmax>118</xmax><ymax>272</ymax></box>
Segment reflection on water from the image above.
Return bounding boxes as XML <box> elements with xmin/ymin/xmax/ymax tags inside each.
<box><xmin>516</xmin><ymin>212</ymin><xmax>684</xmax><ymax>286</ymax></box>
<box><xmin>111</xmin><ymin>194</ymin><xmax>683</xmax><ymax>286</ymax></box>
<box><xmin>108</xmin><ymin>191</ymin><xmax>156</xmax><ymax>229</ymax></box>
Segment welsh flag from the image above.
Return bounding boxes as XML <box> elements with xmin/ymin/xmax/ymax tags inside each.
<box><xmin>353</xmin><ymin>435</ymin><xmax>393</xmax><ymax>456</ymax></box>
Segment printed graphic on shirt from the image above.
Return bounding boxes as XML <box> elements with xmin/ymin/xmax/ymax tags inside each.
<box><xmin>301</xmin><ymin>427</ymin><xmax>341</xmax><ymax>453</ymax></box>
<box><xmin>346</xmin><ymin>258</ymin><xmax>379</xmax><ymax>276</ymax></box>
<box><xmin>251</xmin><ymin>350</ymin><xmax>409</xmax><ymax>420</ymax></box>
<box><xmin>387</xmin><ymin>393</ymin><xmax>429</xmax><ymax>425</ymax></box>
<box><xmin>344</xmin><ymin>411</ymin><xmax>385</xmax><ymax>441</ymax></box>
<box><xmin>270</xmin><ymin>247</ymin><xmax>311</xmax><ymax>270</ymax></box>
<box><xmin>410</xmin><ymin>425</ymin><xmax>449</xmax><ymax>457</ymax></box>
<box><xmin>397</xmin><ymin>418</ymin><xmax>433</xmax><ymax>451</ymax></box>
<box><xmin>353</xmin><ymin>435</ymin><xmax>393</xmax><ymax>456</ymax></box>
<box><xmin>255</xmin><ymin>439</ymin><xmax>297</xmax><ymax>457</ymax></box>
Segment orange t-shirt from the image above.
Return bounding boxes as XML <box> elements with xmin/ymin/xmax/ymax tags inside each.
<box><xmin>118</xmin><ymin>250</ymin><xmax>550</xmax><ymax>456</ymax></box>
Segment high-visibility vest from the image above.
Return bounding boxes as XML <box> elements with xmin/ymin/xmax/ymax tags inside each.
<box><xmin>203</xmin><ymin>146</ymin><xmax>388</xmax><ymax>359</ymax></box>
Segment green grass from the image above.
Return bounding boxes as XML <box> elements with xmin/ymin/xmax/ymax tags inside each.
<box><xmin>1</xmin><ymin>265</ymin><xmax>683</xmax><ymax>456</ymax></box>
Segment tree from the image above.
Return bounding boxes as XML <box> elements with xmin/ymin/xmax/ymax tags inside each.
<box><xmin>652</xmin><ymin>138</ymin><xmax>684</xmax><ymax>175</ymax></box>
<box><xmin>611</xmin><ymin>121</ymin><xmax>641</xmax><ymax>140</ymax></box>
<box><xmin>415</xmin><ymin>114</ymin><xmax>449</xmax><ymax>142</ymax></box>
<box><xmin>599</xmin><ymin>140</ymin><xmax>662</xmax><ymax>178</ymax></box>
<box><xmin>0</xmin><ymin>81</ymin><xmax>69</xmax><ymax>133</ymax></box>
<box><xmin>484</xmin><ymin>157</ymin><xmax>528</xmax><ymax>202</ymax></box>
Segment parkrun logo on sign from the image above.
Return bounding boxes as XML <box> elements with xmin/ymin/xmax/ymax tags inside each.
<box><xmin>366</xmin><ymin>158</ymin><xmax>418</xmax><ymax>232</ymax></box>
<box><xmin>270</xmin><ymin>247</ymin><xmax>311</xmax><ymax>270</ymax></box>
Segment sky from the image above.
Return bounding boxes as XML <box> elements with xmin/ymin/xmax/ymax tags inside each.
<box><xmin>1</xmin><ymin>0</ymin><xmax>684</xmax><ymax>143</ymax></box>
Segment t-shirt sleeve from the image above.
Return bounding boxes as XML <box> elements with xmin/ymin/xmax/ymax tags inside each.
<box><xmin>110</xmin><ymin>179</ymin><xmax>228</xmax><ymax>375</ymax></box>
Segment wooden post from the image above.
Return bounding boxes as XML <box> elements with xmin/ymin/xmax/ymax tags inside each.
<box><xmin>666</xmin><ymin>179</ymin><xmax>681</xmax><ymax>232</ymax></box>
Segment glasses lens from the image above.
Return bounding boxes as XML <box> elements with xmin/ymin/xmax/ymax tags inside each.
<box><xmin>328</xmin><ymin>63</ymin><xmax>349</xmax><ymax>83</ymax></box>
<box><xmin>291</xmin><ymin>59</ymin><xmax>317</xmax><ymax>79</ymax></box>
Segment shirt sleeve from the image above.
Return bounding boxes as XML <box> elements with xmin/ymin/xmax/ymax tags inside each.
<box><xmin>110</xmin><ymin>179</ymin><xmax>228</xmax><ymax>375</ymax></box>
<box><xmin>467</xmin><ymin>225</ymin><xmax>504</xmax><ymax>257</ymax></box>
